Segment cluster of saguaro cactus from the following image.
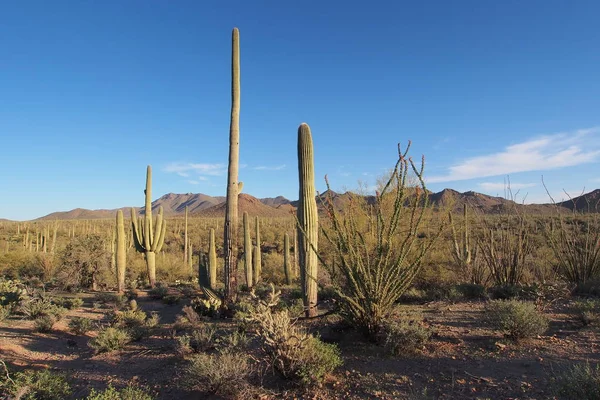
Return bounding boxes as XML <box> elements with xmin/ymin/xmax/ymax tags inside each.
<box><xmin>297</xmin><ymin>123</ymin><xmax>319</xmax><ymax>317</ymax></box>
<box><xmin>115</xmin><ymin>210</ymin><xmax>126</xmax><ymax>293</ymax></box>
<box><xmin>223</xmin><ymin>27</ymin><xmax>241</xmax><ymax>302</ymax></box>
<box><xmin>131</xmin><ymin>165</ymin><xmax>167</xmax><ymax>288</ymax></box>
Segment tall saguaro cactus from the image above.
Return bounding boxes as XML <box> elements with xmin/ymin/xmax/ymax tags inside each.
<box><xmin>184</xmin><ymin>206</ymin><xmax>189</xmax><ymax>262</ymax></box>
<box><xmin>131</xmin><ymin>165</ymin><xmax>167</xmax><ymax>288</ymax></box>
<box><xmin>253</xmin><ymin>216</ymin><xmax>261</xmax><ymax>283</ymax></box>
<box><xmin>243</xmin><ymin>212</ymin><xmax>253</xmax><ymax>287</ymax></box>
<box><xmin>283</xmin><ymin>232</ymin><xmax>292</xmax><ymax>285</ymax></box>
<box><xmin>116</xmin><ymin>210</ymin><xmax>126</xmax><ymax>293</ymax></box>
<box><xmin>224</xmin><ymin>27</ymin><xmax>241</xmax><ymax>302</ymax></box>
<box><xmin>297</xmin><ymin>122</ymin><xmax>319</xmax><ymax>317</ymax></box>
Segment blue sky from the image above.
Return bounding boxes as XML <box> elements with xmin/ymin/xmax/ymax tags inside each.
<box><xmin>1</xmin><ymin>1</ymin><xmax>599</xmax><ymax>220</ymax></box>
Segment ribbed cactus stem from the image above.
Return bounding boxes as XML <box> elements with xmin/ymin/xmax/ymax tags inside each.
<box><xmin>297</xmin><ymin>122</ymin><xmax>319</xmax><ymax>317</ymax></box>
<box><xmin>209</xmin><ymin>228</ymin><xmax>217</xmax><ymax>290</ymax></box>
<box><xmin>224</xmin><ymin>27</ymin><xmax>241</xmax><ymax>302</ymax></box>
<box><xmin>116</xmin><ymin>210</ymin><xmax>126</xmax><ymax>293</ymax></box>
<box><xmin>284</xmin><ymin>232</ymin><xmax>292</xmax><ymax>285</ymax></box>
<box><xmin>188</xmin><ymin>242</ymin><xmax>193</xmax><ymax>274</ymax></box>
<box><xmin>253</xmin><ymin>216</ymin><xmax>261</xmax><ymax>284</ymax></box>
<box><xmin>131</xmin><ymin>165</ymin><xmax>167</xmax><ymax>288</ymax></box>
<box><xmin>243</xmin><ymin>212</ymin><xmax>253</xmax><ymax>287</ymax></box>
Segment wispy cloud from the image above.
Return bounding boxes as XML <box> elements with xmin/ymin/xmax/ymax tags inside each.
<box><xmin>253</xmin><ymin>164</ymin><xmax>286</xmax><ymax>171</ymax></box>
<box><xmin>478</xmin><ymin>182</ymin><xmax>537</xmax><ymax>191</ymax></box>
<box><xmin>164</xmin><ymin>162</ymin><xmax>226</xmax><ymax>178</ymax></box>
<box><xmin>428</xmin><ymin>127</ymin><xmax>600</xmax><ymax>183</ymax></box>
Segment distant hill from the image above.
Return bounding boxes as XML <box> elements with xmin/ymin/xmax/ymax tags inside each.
<box><xmin>33</xmin><ymin>188</ymin><xmax>600</xmax><ymax>221</ymax></box>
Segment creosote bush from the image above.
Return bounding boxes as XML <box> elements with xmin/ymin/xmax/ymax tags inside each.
<box><xmin>572</xmin><ymin>299</ymin><xmax>600</xmax><ymax>326</ymax></box>
<box><xmin>69</xmin><ymin>316</ymin><xmax>94</xmax><ymax>335</ymax></box>
<box><xmin>85</xmin><ymin>384</ymin><xmax>154</xmax><ymax>400</ymax></box>
<box><xmin>33</xmin><ymin>315</ymin><xmax>56</xmax><ymax>333</ymax></box>
<box><xmin>4</xmin><ymin>369</ymin><xmax>72</xmax><ymax>400</ymax></box>
<box><xmin>554</xmin><ymin>362</ymin><xmax>600</xmax><ymax>400</ymax></box>
<box><xmin>313</xmin><ymin>143</ymin><xmax>444</xmax><ymax>339</ymax></box>
<box><xmin>184</xmin><ymin>352</ymin><xmax>251</xmax><ymax>398</ymax></box>
<box><xmin>383</xmin><ymin>320</ymin><xmax>432</xmax><ymax>356</ymax></box>
<box><xmin>484</xmin><ymin>299</ymin><xmax>548</xmax><ymax>341</ymax></box>
<box><xmin>89</xmin><ymin>327</ymin><xmax>131</xmax><ymax>353</ymax></box>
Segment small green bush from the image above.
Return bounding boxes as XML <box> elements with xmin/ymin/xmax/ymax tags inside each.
<box><xmin>89</xmin><ymin>327</ymin><xmax>130</xmax><ymax>353</ymax></box>
<box><xmin>20</xmin><ymin>298</ymin><xmax>66</xmax><ymax>321</ymax></box>
<box><xmin>184</xmin><ymin>352</ymin><xmax>251</xmax><ymax>397</ymax></box>
<box><xmin>189</xmin><ymin>326</ymin><xmax>217</xmax><ymax>352</ymax></box>
<box><xmin>484</xmin><ymin>299</ymin><xmax>548</xmax><ymax>341</ymax></box>
<box><xmin>573</xmin><ymin>299</ymin><xmax>600</xmax><ymax>326</ymax></box>
<box><xmin>295</xmin><ymin>337</ymin><xmax>343</xmax><ymax>386</ymax></box>
<box><xmin>52</xmin><ymin>296</ymin><xmax>84</xmax><ymax>310</ymax></box>
<box><xmin>456</xmin><ymin>283</ymin><xmax>487</xmax><ymax>299</ymax></box>
<box><xmin>148</xmin><ymin>285</ymin><xmax>168</xmax><ymax>300</ymax></box>
<box><xmin>69</xmin><ymin>317</ymin><xmax>94</xmax><ymax>335</ymax></box>
<box><xmin>554</xmin><ymin>363</ymin><xmax>600</xmax><ymax>400</ymax></box>
<box><xmin>0</xmin><ymin>304</ymin><xmax>12</xmax><ymax>321</ymax></box>
<box><xmin>7</xmin><ymin>369</ymin><xmax>71</xmax><ymax>400</ymax></box>
<box><xmin>383</xmin><ymin>320</ymin><xmax>432</xmax><ymax>355</ymax></box>
<box><xmin>84</xmin><ymin>384</ymin><xmax>154</xmax><ymax>400</ymax></box>
<box><xmin>95</xmin><ymin>292</ymin><xmax>127</xmax><ymax>308</ymax></box>
<box><xmin>162</xmin><ymin>294</ymin><xmax>180</xmax><ymax>305</ymax></box>
<box><xmin>34</xmin><ymin>315</ymin><xmax>57</xmax><ymax>333</ymax></box>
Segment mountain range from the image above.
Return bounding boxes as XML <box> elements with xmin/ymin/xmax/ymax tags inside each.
<box><xmin>33</xmin><ymin>188</ymin><xmax>600</xmax><ymax>221</ymax></box>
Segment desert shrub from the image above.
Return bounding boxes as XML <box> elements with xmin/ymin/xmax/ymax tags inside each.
<box><xmin>89</xmin><ymin>327</ymin><xmax>131</xmax><ymax>353</ymax></box>
<box><xmin>57</xmin><ymin>235</ymin><xmax>112</xmax><ymax>291</ymax></box>
<box><xmin>0</xmin><ymin>305</ymin><xmax>11</xmax><ymax>321</ymax></box>
<box><xmin>488</xmin><ymin>284</ymin><xmax>522</xmax><ymax>300</ymax></box>
<box><xmin>424</xmin><ymin>285</ymin><xmax>463</xmax><ymax>302</ymax></box>
<box><xmin>52</xmin><ymin>296</ymin><xmax>84</xmax><ymax>310</ymax></box>
<box><xmin>84</xmin><ymin>384</ymin><xmax>154</xmax><ymax>400</ymax></box>
<box><xmin>247</xmin><ymin>285</ymin><xmax>342</xmax><ymax>386</ymax></box>
<box><xmin>178</xmin><ymin>284</ymin><xmax>197</xmax><ymax>298</ymax></box>
<box><xmin>162</xmin><ymin>294</ymin><xmax>180</xmax><ymax>305</ymax></box>
<box><xmin>188</xmin><ymin>325</ymin><xmax>217</xmax><ymax>352</ymax></box>
<box><xmin>20</xmin><ymin>298</ymin><xmax>66</xmax><ymax>321</ymax></box>
<box><xmin>484</xmin><ymin>299</ymin><xmax>548</xmax><ymax>341</ymax></box>
<box><xmin>456</xmin><ymin>283</ymin><xmax>487</xmax><ymax>299</ymax></box>
<box><xmin>313</xmin><ymin>144</ymin><xmax>443</xmax><ymax>339</ymax></box>
<box><xmin>554</xmin><ymin>362</ymin><xmax>600</xmax><ymax>400</ymax></box>
<box><xmin>191</xmin><ymin>293</ymin><xmax>221</xmax><ymax>319</ymax></box>
<box><xmin>34</xmin><ymin>315</ymin><xmax>56</xmax><ymax>333</ymax></box>
<box><xmin>7</xmin><ymin>369</ymin><xmax>71</xmax><ymax>400</ymax></box>
<box><xmin>217</xmin><ymin>330</ymin><xmax>251</xmax><ymax>352</ymax></box>
<box><xmin>383</xmin><ymin>320</ymin><xmax>432</xmax><ymax>356</ymax></box>
<box><xmin>184</xmin><ymin>352</ymin><xmax>251</xmax><ymax>397</ymax></box>
<box><xmin>69</xmin><ymin>317</ymin><xmax>94</xmax><ymax>335</ymax></box>
<box><xmin>95</xmin><ymin>292</ymin><xmax>127</xmax><ymax>308</ymax></box>
<box><xmin>111</xmin><ymin>308</ymin><xmax>158</xmax><ymax>341</ymax></box>
<box><xmin>573</xmin><ymin>299</ymin><xmax>600</xmax><ymax>326</ymax></box>
<box><xmin>399</xmin><ymin>287</ymin><xmax>427</xmax><ymax>303</ymax></box>
<box><xmin>148</xmin><ymin>285</ymin><xmax>168</xmax><ymax>299</ymax></box>
<box><xmin>173</xmin><ymin>305</ymin><xmax>202</xmax><ymax>331</ymax></box>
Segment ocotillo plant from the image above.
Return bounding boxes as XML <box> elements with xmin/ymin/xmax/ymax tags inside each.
<box><xmin>131</xmin><ymin>165</ymin><xmax>167</xmax><ymax>288</ymax></box>
<box><xmin>243</xmin><ymin>212</ymin><xmax>253</xmax><ymax>287</ymax></box>
<box><xmin>283</xmin><ymin>232</ymin><xmax>292</xmax><ymax>285</ymax></box>
<box><xmin>253</xmin><ymin>216</ymin><xmax>261</xmax><ymax>283</ymax></box>
<box><xmin>297</xmin><ymin>122</ymin><xmax>319</xmax><ymax>317</ymax></box>
<box><xmin>224</xmin><ymin>27</ymin><xmax>241</xmax><ymax>302</ymax></box>
<box><xmin>116</xmin><ymin>210</ymin><xmax>126</xmax><ymax>293</ymax></box>
<box><xmin>184</xmin><ymin>206</ymin><xmax>188</xmax><ymax>262</ymax></box>
<box><xmin>209</xmin><ymin>228</ymin><xmax>217</xmax><ymax>290</ymax></box>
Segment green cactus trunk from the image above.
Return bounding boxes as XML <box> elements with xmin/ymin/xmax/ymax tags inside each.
<box><xmin>243</xmin><ymin>211</ymin><xmax>253</xmax><ymax>288</ymax></box>
<box><xmin>297</xmin><ymin>123</ymin><xmax>319</xmax><ymax>317</ymax></box>
<box><xmin>284</xmin><ymin>232</ymin><xmax>292</xmax><ymax>285</ymax></box>
<box><xmin>198</xmin><ymin>253</ymin><xmax>209</xmax><ymax>288</ymax></box>
<box><xmin>131</xmin><ymin>165</ymin><xmax>166</xmax><ymax>288</ymax></box>
<box><xmin>209</xmin><ymin>228</ymin><xmax>217</xmax><ymax>290</ymax></box>
<box><xmin>224</xmin><ymin>27</ymin><xmax>241</xmax><ymax>302</ymax></box>
<box><xmin>188</xmin><ymin>242</ymin><xmax>194</xmax><ymax>275</ymax></box>
<box><xmin>253</xmin><ymin>216</ymin><xmax>261</xmax><ymax>284</ymax></box>
<box><xmin>116</xmin><ymin>210</ymin><xmax>126</xmax><ymax>293</ymax></box>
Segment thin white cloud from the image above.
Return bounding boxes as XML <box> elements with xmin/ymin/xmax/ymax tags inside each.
<box><xmin>253</xmin><ymin>164</ymin><xmax>286</xmax><ymax>171</ymax></box>
<box><xmin>164</xmin><ymin>162</ymin><xmax>226</xmax><ymax>178</ymax></box>
<box><xmin>479</xmin><ymin>182</ymin><xmax>537</xmax><ymax>191</ymax></box>
<box><xmin>428</xmin><ymin>127</ymin><xmax>600</xmax><ymax>183</ymax></box>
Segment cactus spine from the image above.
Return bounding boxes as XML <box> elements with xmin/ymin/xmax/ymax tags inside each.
<box><xmin>243</xmin><ymin>212</ymin><xmax>253</xmax><ymax>287</ymax></box>
<box><xmin>224</xmin><ymin>27</ymin><xmax>241</xmax><ymax>302</ymax></box>
<box><xmin>116</xmin><ymin>210</ymin><xmax>126</xmax><ymax>293</ymax></box>
<box><xmin>131</xmin><ymin>165</ymin><xmax>167</xmax><ymax>288</ymax></box>
<box><xmin>297</xmin><ymin>122</ymin><xmax>319</xmax><ymax>317</ymax></box>
<box><xmin>253</xmin><ymin>216</ymin><xmax>261</xmax><ymax>284</ymax></box>
<box><xmin>284</xmin><ymin>232</ymin><xmax>292</xmax><ymax>285</ymax></box>
<box><xmin>209</xmin><ymin>228</ymin><xmax>217</xmax><ymax>290</ymax></box>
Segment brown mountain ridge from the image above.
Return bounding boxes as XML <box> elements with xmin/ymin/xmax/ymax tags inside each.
<box><xmin>33</xmin><ymin>189</ymin><xmax>600</xmax><ymax>221</ymax></box>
